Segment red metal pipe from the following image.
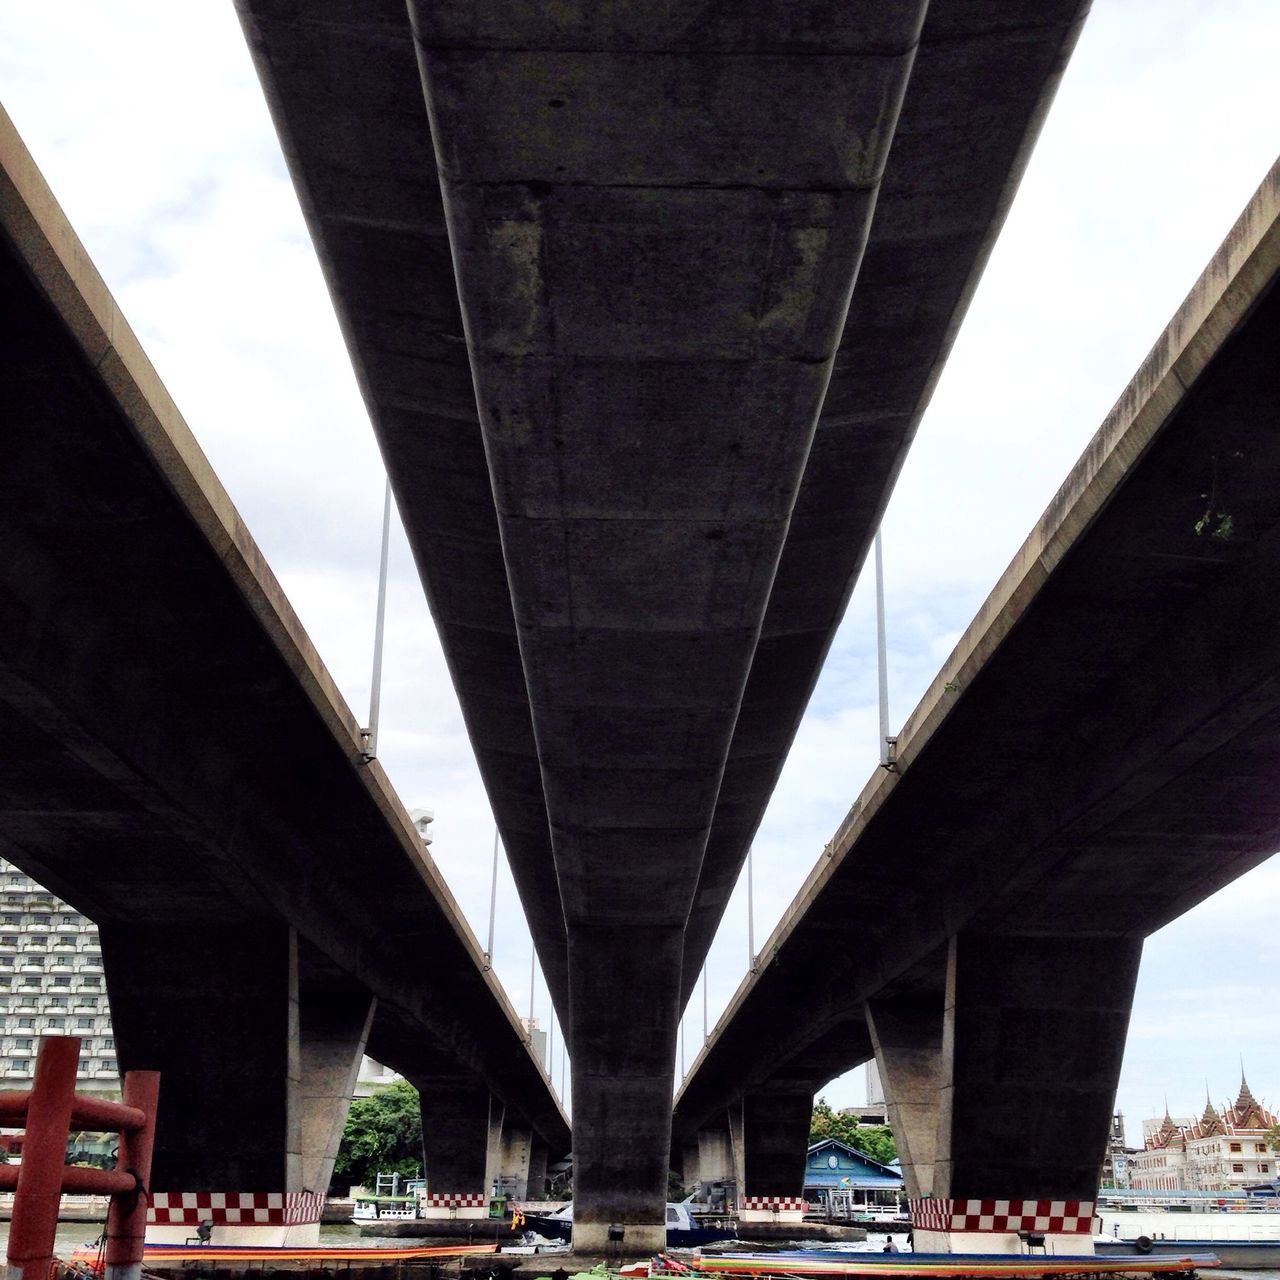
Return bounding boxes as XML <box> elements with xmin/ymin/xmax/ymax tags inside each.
<box><xmin>104</xmin><ymin>1070</ymin><xmax>160</xmax><ymax>1280</ymax></box>
<box><xmin>0</xmin><ymin>1165</ymin><xmax>139</xmax><ymax>1196</ymax></box>
<box><xmin>0</xmin><ymin>1093</ymin><xmax>147</xmax><ymax>1133</ymax></box>
<box><xmin>7</xmin><ymin>1036</ymin><xmax>79</xmax><ymax>1280</ymax></box>
<box><xmin>70</xmin><ymin>1096</ymin><xmax>148</xmax><ymax>1134</ymax></box>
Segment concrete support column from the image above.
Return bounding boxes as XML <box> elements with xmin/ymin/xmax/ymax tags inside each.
<box><xmin>727</xmin><ymin>1098</ymin><xmax>746</xmax><ymax>1192</ymax></box>
<box><xmin>697</xmin><ymin>1121</ymin><xmax>735</xmax><ymax>1186</ymax></box>
<box><xmin>738</xmin><ymin>1089</ymin><xmax>812</xmax><ymax>1224</ymax></box>
<box><xmin>678</xmin><ymin>1138</ymin><xmax>701</xmax><ymax>1192</ymax></box>
<box><xmin>101</xmin><ymin>922</ymin><xmax>323</xmax><ymax>1245</ymax></box>
<box><xmin>527</xmin><ymin>1137</ymin><xmax>549</xmax><ymax>1201</ymax></box>
<box><xmin>915</xmin><ymin>933</ymin><xmax>1143</xmax><ymax>1255</ymax></box>
<box><xmin>498</xmin><ymin>1120</ymin><xmax>533</xmax><ymax>1200</ymax></box>
<box><xmin>569</xmin><ymin>923</ymin><xmax>681</xmax><ymax>1253</ymax></box>
<box><xmin>414</xmin><ymin>1080</ymin><xmax>500</xmax><ymax>1220</ymax></box>
<box><xmin>299</xmin><ymin>993</ymin><xmax>377</xmax><ymax>1195</ymax></box>
<box><xmin>866</xmin><ymin>994</ymin><xmax>943</xmax><ymax>1200</ymax></box>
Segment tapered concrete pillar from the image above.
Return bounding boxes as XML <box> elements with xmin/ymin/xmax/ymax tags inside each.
<box><xmin>414</xmin><ymin>1080</ymin><xmax>500</xmax><ymax>1219</ymax></box>
<box><xmin>678</xmin><ymin>1138</ymin><xmax>701</xmax><ymax>1191</ymax></box>
<box><xmin>101</xmin><ymin>923</ymin><xmax>325</xmax><ymax>1245</ymax></box>
<box><xmin>527</xmin><ymin>1137</ymin><xmax>549</xmax><ymax>1200</ymax></box>
<box><xmin>569</xmin><ymin>923</ymin><xmax>681</xmax><ymax>1253</ymax></box>
<box><xmin>914</xmin><ymin>933</ymin><xmax>1143</xmax><ymax>1255</ymax></box>
<box><xmin>499</xmin><ymin>1120</ymin><xmax>533</xmax><ymax>1199</ymax></box>
<box><xmin>697</xmin><ymin>1119</ymin><xmax>735</xmax><ymax>1187</ymax></box>
<box><xmin>738</xmin><ymin>1089</ymin><xmax>812</xmax><ymax>1224</ymax></box>
<box><xmin>727</xmin><ymin>1098</ymin><xmax>746</xmax><ymax>1191</ymax></box>
<box><xmin>299</xmin><ymin>993</ymin><xmax>377</xmax><ymax>1194</ymax></box>
<box><xmin>866</xmin><ymin>994</ymin><xmax>943</xmax><ymax>1200</ymax></box>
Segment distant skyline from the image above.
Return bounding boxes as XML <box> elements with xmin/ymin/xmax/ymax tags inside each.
<box><xmin>1</xmin><ymin>1</ymin><xmax>1277</xmax><ymax>1134</ymax></box>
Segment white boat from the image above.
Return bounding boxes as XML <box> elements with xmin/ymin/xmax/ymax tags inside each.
<box><xmin>351</xmin><ymin>1193</ymin><xmax>421</xmax><ymax>1222</ymax></box>
<box><xmin>1095</xmin><ymin>1195</ymin><xmax>1280</xmax><ymax>1268</ymax></box>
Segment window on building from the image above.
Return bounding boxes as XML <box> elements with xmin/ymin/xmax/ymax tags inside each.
<box><xmin>1232</xmin><ymin>1163</ymin><xmax>1245</xmax><ymax>1173</ymax></box>
<box><xmin>75</xmin><ymin>1018</ymin><xmax>92</xmax><ymax>1029</ymax></box>
<box><xmin>0</xmin><ymin>917</ymin><xmax>17</xmax><ymax>926</ymax></box>
<box><xmin>45</xmin><ymin>997</ymin><xmax>66</xmax><ymax>1009</ymax></box>
<box><xmin>103</xmin><ymin>1037</ymin><xmax>115</xmax><ymax>1049</ymax></box>
<box><xmin>11</xmin><ymin>1059</ymin><xmax>29</xmax><ymax>1073</ymax></box>
<box><xmin>1229</xmin><ymin>1142</ymin><xmax>1243</xmax><ymax>1153</ymax></box>
<box><xmin>1256</xmin><ymin>1143</ymin><xmax>1267</xmax><ymax>1153</ymax></box>
<box><xmin>81</xmin><ymin>977</ymin><xmax>101</xmax><ymax>988</ymax></box>
<box><xmin>16</xmin><ymin>1019</ymin><xmax>33</xmax><ymax>1029</ymax></box>
<box><xmin>1261</xmin><ymin>1163</ymin><xmax>1271</xmax><ymax>1174</ymax></box>
<box><xmin>45</xmin><ymin>1018</ymin><xmax>63</xmax><ymax>1029</ymax></box>
<box><xmin>56</xmin><ymin>936</ymin><xmax>74</xmax><ymax>948</ymax></box>
<box><xmin>14</xmin><ymin>1038</ymin><xmax>33</xmax><ymax>1050</ymax></box>
<box><xmin>60</xmin><ymin>916</ymin><xmax>76</xmax><ymax>925</ymax></box>
<box><xmin>0</xmin><ymin>937</ymin><xmax>16</xmax><ymax>947</ymax></box>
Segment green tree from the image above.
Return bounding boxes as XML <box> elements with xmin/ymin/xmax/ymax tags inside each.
<box><xmin>809</xmin><ymin>1097</ymin><xmax>897</xmax><ymax>1166</ymax></box>
<box><xmin>331</xmin><ymin>1079</ymin><xmax>423</xmax><ymax>1193</ymax></box>
<box><xmin>1266</xmin><ymin>1124</ymin><xmax>1280</xmax><ymax>1154</ymax></box>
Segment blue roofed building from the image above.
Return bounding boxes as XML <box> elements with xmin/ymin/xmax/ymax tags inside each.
<box><xmin>803</xmin><ymin>1138</ymin><xmax>905</xmax><ymax>1218</ymax></box>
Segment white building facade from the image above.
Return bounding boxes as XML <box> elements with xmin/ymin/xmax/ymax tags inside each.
<box><xmin>1130</xmin><ymin>1076</ymin><xmax>1277</xmax><ymax>1192</ymax></box>
<box><xmin>0</xmin><ymin>858</ymin><xmax>117</xmax><ymax>1094</ymax></box>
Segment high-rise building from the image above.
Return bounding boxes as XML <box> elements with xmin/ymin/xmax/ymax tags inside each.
<box><xmin>0</xmin><ymin>858</ymin><xmax>117</xmax><ymax>1094</ymax></box>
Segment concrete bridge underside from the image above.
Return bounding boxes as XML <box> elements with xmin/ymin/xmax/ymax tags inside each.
<box><xmin>237</xmin><ymin>0</ymin><xmax>1090</xmax><ymax>1246</ymax></box>
<box><xmin>0</xmin><ymin>109</ymin><xmax>567</xmax><ymax>1233</ymax></box>
<box><xmin>675</xmin><ymin>161</ymin><xmax>1280</xmax><ymax>1250</ymax></box>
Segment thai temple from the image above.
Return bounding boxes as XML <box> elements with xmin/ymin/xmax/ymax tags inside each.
<box><xmin>1129</xmin><ymin>1073</ymin><xmax>1277</xmax><ymax>1191</ymax></box>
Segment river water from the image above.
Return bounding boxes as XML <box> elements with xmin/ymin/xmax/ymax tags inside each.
<box><xmin>0</xmin><ymin>1222</ymin><xmax>1273</xmax><ymax>1280</ymax></box>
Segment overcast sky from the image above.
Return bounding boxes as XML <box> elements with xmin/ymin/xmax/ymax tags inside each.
<box><xmin>2</xmin><ymin>1</ymin><xmax>1277</xmax><ymax>1145</ymax></box>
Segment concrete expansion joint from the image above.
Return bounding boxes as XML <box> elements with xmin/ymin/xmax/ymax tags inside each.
<box><xmin>880</xmin><ymin>735</ymin><xmax>898</xmax><ymax>772</ymax></box>
<box><xmin>415</xmin><ymin>39</ymin><xmax>924</xmax><ymax>61</ymax></box>
<box><xmin>452</xmin><ymin>177</ymin><xmax>882</xmax><ymax>198</ymax></box>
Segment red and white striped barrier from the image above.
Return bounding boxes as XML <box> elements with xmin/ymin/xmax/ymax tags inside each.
<box><xmin>148</xmin><ymin>1192</ymin><xmax>325</xmax><ymax>1226</ymax></box>
<box><xmin>909</xmin><ymin>1199</ymin><xmax>1095</xmax><ymax>1234</ymax></box>
<box><xmin>421</xmin><ymin>1191</ymin><xmax>488</xmax><ymax>1220</ymax></box>
<box><xmin>738</xmin><ymin>1196</ymin><xmax>808</xmax><ymax>1222</ymax></box>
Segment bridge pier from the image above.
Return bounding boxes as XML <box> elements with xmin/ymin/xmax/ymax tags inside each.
<box><xmin>498</xmin><ymin>1119</ymin><xmax>533</xmax><ymax>1199</ymax></box>
<box><xmin>569</xmin><ymin>924</ymin><xmax>680</xmax><ymax>1253</ymax></box>
<box><xmin>527</xmin><ymin>1136</ymin><xmax>549</xmax><ymax>1200</ymax></box>
<box><xmin>906</xmin><ymin>934</ymin><xmax>1141</xmax><ymax>1254</ymax></box>
<box><xmin>413</xmin><ymin>1080</ymin><xmax>500</xmax><ymax>1220</ymax></box>
<box><xmin>737</xmin><ymin>1089</ymin><xmax>812</xmax><ymax>1225</ymax></box>
<box><xmin>865</xmin><ymin>994</ymin><xmax>944</xmax><ymax>1199</ymax></box>
<box><xmin>102</xmin><ymin>924</ymin><xmax>368</xmax><ymax>1245</ymax></box>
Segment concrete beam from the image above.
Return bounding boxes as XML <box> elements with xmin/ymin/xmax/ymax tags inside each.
<box><xmin>0</xmin><ymin>103</ymin><xmax>569</xmax><ymax>1156</ymax></box>
<box><xmin>677</xmin><ymin>157</ymin><xmax>1280</xmax><ymax>1141</ymax></box>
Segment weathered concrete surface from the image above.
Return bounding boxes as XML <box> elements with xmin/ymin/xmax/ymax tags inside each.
<box><xmin>234</xmin><ymin>0</ymin><xmax>1090</xmax><ymax>1243</ymax></box>
<box><xmin>741</xmin><ymin>1091</ymin><xmax>814</xmax><ymax>1200</ymax></box>
<box><xmin>101</xmin><ymin>923</ymin><xmax>302</xmax><ymax>1192</ymax></box>
<box><xmin>299</xmin><ymin>990</ymin><xmax>377</xmax><ymax>1194</ymax></box>
<box><xmin>937</xmin><ymin>935</ymin><xmax>1141</xmax><ymax>1203</ymax></box>
<box><xmin>411</xmin><ymin>1080</ymin><xmax>499</xmax><ymax>1196</ymax></box>
<box><xmin>675</xmin><ymin>159</ymin><xmax>1280</xmax><ymax>1179</ymax></box>
<box><xmin>0</xmin><ymin>107</ymin><xmax>568</xmax><ymax>1182</ymax></box>
<box><xmin>865</xmin><ymin>996</ymin><xmax>943</xmax><ymax>1200</ymax></box>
